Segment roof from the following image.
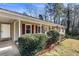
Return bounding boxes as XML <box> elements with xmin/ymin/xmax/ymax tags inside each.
<box><xmin>0</xmin><ymin>8</ymin><xmax>48</xmax><ymax>22</ymax></box>
<box><xmin>0</xmin><ymin>8</ymin><xmax>65</xmax><ymax>28</ymax></box>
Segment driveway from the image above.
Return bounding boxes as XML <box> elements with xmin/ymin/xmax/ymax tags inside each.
<box><xmin>0</xmin><ymin>40</ymin><xmax>20</xmax><ymax>56</ymax></box>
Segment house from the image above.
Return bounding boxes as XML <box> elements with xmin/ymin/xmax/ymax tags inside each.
<box><xmin>0</xmin><ymin>8</ymin><xmax>65</xmax><ymax>41</ymax></box>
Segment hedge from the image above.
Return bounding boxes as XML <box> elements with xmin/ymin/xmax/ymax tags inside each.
<box><xmin>18</xmin><ymin>34</ymin><xmax>48</xmax><ymax>56</ymax></box>
<box><xmin>47</xmin><ymin>30</ymin><xmax>60</xmax><ymax>44</ymax></box>
<box><xmin>18</xmin><ymin>30</ymin><xmax>61</xmax><ymax>56</ymax></box>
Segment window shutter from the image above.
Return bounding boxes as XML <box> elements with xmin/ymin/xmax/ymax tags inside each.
<box><xmin>22</xmin><ymin>24</ymin><xmax>25</xmax><ymax>34</ymax></box>
<box><xmin>32</xmin><ymin>25</ymin><xmax>34</xmax><ymax>33</ymax></box>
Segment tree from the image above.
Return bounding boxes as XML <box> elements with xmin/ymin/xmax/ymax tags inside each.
<box><xmin>53</xmin><ymin>3</ymin><xmax>64</xmax><ymax>24</ymax></box>
<box><xmin>44</xmin><ymin>3</ymin><xmax>54</xmax><ymax>21</ymax></box>
<box><xmin>63</xmin><ymin>4</ymin><xmax>77</xmax><ymax>34</ymax></box>
<box><xmin>65</xmin><ymin>4</ymin><xmax>71</xmax><ymax>34</ymax></box>
<box><xmin>44</xmin><ymin>3</ymin><xmax>64</xmax><ymax>24</ymax></box>
<box><xmin>23</xmin><ymin>4</ymin><xmax>38</xmax><ymax>18</ymax></box>
<box><xmin>39</xmin><ymin>14</ymin><xmax>43</xmax><ymax>20</ymax></box>
<box><xmin>23</xmin><ymin>12</ymin><xmax>28</xmax><ymax>15</ymax></box>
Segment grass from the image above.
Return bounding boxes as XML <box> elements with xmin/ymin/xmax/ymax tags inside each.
<box><xmin>41</xmin><ymin>38</ymin><xmax>79</xmax><ymax>56</ymax></box>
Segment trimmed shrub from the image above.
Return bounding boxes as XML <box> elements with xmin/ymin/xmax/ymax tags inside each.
<box><xmin>18</xmin><ymin>34</ymin><xmax>48</xmax><ymax>56</ymax></box>
<box><xmin>47</xmin><ymin>30</ymin><xmax>60</xmax><ymax>44</ymax></box>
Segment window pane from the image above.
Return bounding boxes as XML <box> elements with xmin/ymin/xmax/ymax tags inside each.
<box><xmin>26</xmin><ymin>25</ymin><xmax>31</xmax><ymax>33</ymax></box>
<box><xmin>37</xmin><ymin>26</ymin><xmax>40</xmax><ymax>33</ymax></box>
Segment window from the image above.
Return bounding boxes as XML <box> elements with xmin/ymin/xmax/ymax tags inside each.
<box><xmin>38</xmin><ymin>26</ymin><xmax>40</xmax><ymax>33</ymax></box>
<box><xmin>25</xmin><ymin>24</ymin><xmax>31</xmax><ymax>33</ymax></box>
<box><xmin>36</xmin><ymin>25</ymin><xmax>40</xmax><ymax>33</ymax></box>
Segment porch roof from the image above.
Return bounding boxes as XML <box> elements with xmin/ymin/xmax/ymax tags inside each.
<box><xmin>0</xmin><ymin>8</ymin><xmax>65</xmax><ymax>28</ymax></box>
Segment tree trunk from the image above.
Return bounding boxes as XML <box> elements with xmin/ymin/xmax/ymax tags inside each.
<box><xmin>72</xmin><ymin>9</ymin><xmax>75</xmax><ymax>32</ymax></box>
<box><xmin>66</xmin><ymin>7</ymin><xmax>70</xmax><ymax>34</ymax></box>
<box><xmin>59</xmin><ymin>15</ymin><xmax>61</xmax><ymax>24</ymax></box>
<box><xmin>66</xmin><ymin>19</ymin><xmax>70</xmax><ymax>34</ymax></box>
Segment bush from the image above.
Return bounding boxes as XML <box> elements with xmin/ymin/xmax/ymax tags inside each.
<box><xmin>18</xmin><ymin>34</ymin><xmax>48</xmax><ymax>56</ymax></box>
<box><xmin>47</xmin><ymin>30</ymin><xmax>60</xmax><ymax>44</ymax></box>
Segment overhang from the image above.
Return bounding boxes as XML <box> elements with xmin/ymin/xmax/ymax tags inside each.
<box><xmin>0</xmin><ymin>8</ymin><xmax>65</xmax><ymax>28</ymax></box>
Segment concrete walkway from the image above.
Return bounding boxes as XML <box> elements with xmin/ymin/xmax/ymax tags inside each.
<box><xmin>0</xmin><ymin>40</ymin><xmax>20</xmax><ymax>56</ymax></box>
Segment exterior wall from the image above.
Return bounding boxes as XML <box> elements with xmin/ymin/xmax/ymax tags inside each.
<box><xmin>21</xmin><ymin>21</ymin><xmax>51</xmax><ymax>34</ymax></box>
<box><xmin>7</xmin><ymin>20</ymin><xmax>21</xmax><ymax>41</ymax></box>
<box><xmin>10</xmin><ymin>21</ymin><xmax>21</xmax><ymax>41</ymax></box>
<box><xmin>0</xmin><ymin>22</ymin><xmax>12</xmax><ymax>41</ymax></box>
<box><xmin>16</xmin><ymin>20</ymin><xmax>65</xmax><ymax>41</ymax></box>
<box><xmin>21</xmin><ymin>21</ymin><xmax>65</xmax><ymax>35</ymax></box>
<box><xmin>0</xmin><ymin>20</ymin><xmax>65</xmax><ymax>41</ymax></box>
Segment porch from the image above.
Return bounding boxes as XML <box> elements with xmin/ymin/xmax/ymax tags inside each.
<box><xmin>13</xmin><ymin>20</ymin><xmax>54</xmax><ymax>41</ymax></box>
<box><xmin>0</xmin><ymin>17</ymin><xmax>53</xmax><ymax>41</ymax></box>
<box><xmin>0</xmin><ymin>18</ymin><xmax>65</xmax><ymax>41</ymax></box>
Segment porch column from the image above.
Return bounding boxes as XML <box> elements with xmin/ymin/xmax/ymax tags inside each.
<box><xmin>14</xmin><ymin>21</ymin><xmax>16</xmax><ymax>41</ymax></box>
<box><xmin>40</xmin><ymin>24</ymin><xmax>42</xmax><ymax>33</ymax></box>
<box><xmin>19</xmin><ymin>20</ymin><xmax>21</xmax><ymax>37</ymax></box>
<box><xmin>31</xmin><ymin>25</ymin><xmax>32</xmax><ymax>34</ymax></box>
<box><xmin>34</xmin><ymin>24</ymin><xmax>36</xmax><ymax>34</ymax></box>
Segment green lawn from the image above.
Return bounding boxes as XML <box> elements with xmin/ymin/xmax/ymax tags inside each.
<box><xmin>41</xmin><ymin>39</ymin><xmax>79</xmax><ymax>56</ymax></box>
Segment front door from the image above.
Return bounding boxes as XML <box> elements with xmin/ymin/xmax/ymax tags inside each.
<box><xmin>1</xmin><ymin>24</ymin><xmax>10</xmax><ymax>39</ymax></box>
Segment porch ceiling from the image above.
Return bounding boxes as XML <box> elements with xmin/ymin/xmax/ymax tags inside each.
<box><xmin>0</xmin><ymin>16</ymin><xmax>14</xmax><ymax>23</ymax></box>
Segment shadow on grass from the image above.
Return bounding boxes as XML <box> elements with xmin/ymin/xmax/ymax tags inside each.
<box><xmin>73</xmin><ymin>50</ymin><xmax>79</xmax><ymax>53</ymax></box>
<box><xmin>65</xmin><ymin>34</ymin><xmax>79</xmax><ymax>40</ymax></box>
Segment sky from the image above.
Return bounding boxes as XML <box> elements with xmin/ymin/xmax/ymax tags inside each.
<box><xmin>0</xmin><ymin>3</ymin><xmax>46</xmax><ymax>15</ymax></box>
<box><xmin>0</xmin><ymin>3</ymin><xmax>67</xmax><ymax>18</ymax></box>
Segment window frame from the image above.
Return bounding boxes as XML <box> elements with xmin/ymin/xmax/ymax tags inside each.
<box><xmin>25</xmin><ymin>24</ymin><xmax>32</xmax><ymax>34</ymax></box>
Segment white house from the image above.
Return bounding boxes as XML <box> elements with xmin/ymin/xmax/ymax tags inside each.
<box><xmin>0</xmin><ymin>8</ymin><xmax>65</xmax><ymax>41</ymax></box>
